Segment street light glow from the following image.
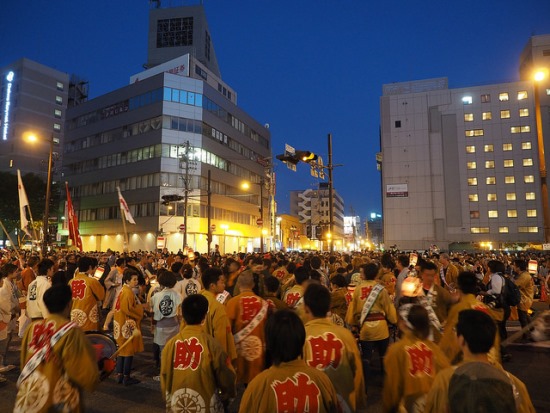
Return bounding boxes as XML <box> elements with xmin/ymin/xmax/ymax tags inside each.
<box><xmin>534</xmin><ymin>70</ymin><xmax>547</xmax><ymax>82</ymax></box>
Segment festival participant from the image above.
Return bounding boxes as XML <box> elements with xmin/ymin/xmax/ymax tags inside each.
<box><xmin>264</xmin><ymin>276</ymin><xmax>288</xmax><ymax>311</ymax></box>
<box><xmin>14</xmin><ymin>284</ymin><xmax>99</xmax><ymax>413</ymax></box>
<box><xmin>175</xmin><ymin>263</ymin><xmax>201</xmax><ymax>300</ymax></box>
<box><xmin>424</xmin><ymin>310</ymin><xmax>535</xmax><ymax>413</ymax></box>
<box><xmin>161</xmin><ymin>294</ymin><xmax>236</xmax><ymax>411</ymax></box>
<box><xmin>226</xmin><ymin>271</ymin><xmax>268</xmax><ymax>385</ymax></box>
<box><xmin>382</xmin><ymin>304</ymin><xmax>450</xmax><ymax>413</ymax></box>
<box><xmin>438</xmin><ymin>253</ymin><xmax>459</xmax><ymax>292</ymax></box>
<box><xmin>200</xmin><ymin>267</ymin><xmax>237</xmax><ymax>363</ymax></box>
<box><xmin>303</xmin><ymin>283</ymin><xmax>367</xmax><ymax>413</ymax></box>
<box><xmin>239</xmin><ymin>309</ymin><xmax>340</xmax><ymax>413</ymax></box>
<box><xmin>345</xmin><ymin>262</ymin><xmax>397</xmax><ymax>388</ymax></box>
<box><xmin>222</xmin><ymin>257</ymin><xmax>242</xmax><ymax>297</ymax></box>
<box><xmin>19</xmin><ymin>255</ymin><xmax>39</xmax><ymax>295</ymax></box>
<box><xmin>283</xmin><ymin>265</ymin><xmax>310</xmax><ymax>321</ymax></box>
<box><xmin>394</xmin><ymin>254</ymin><xmax>410</xmax><ymax>306</ymax></box>
<box><xmin>26</xmin><ymin>259</ymin><xmax>54</xmax><ymax>320</ymax></box>
<box><xmin>512</xmin><ymin>259</ymin><xmax>535</xmax><ymax>340</ymax></box>
<box><xmin>378</xmin><ymin>253</ymin><xmax>397</xmax><ymax>298</ymax></box>
<box><xmin>233</xmin><ymin>257</ymin><xmax>266</xmax><ymax>298</ymax></box>
<box><xmin>113</xmin><ymin>269</ymin><xmax>144</xmax><ymax>385</ymax></box>
<box><xmin>69</xmin><ymin>256</ymin><xmax>105</xmax><ymax>332</ymax></box>
<box><xmin>102</xmin><ymin>258</ymin><xmax>125</xmax><ymax>312</ymax></box>
<box><xmin>329</xmin><ymin>274</ymin><xmax>349</xmax><ymax>322</ymax></box>
<box><xmin>0</xmin><ymin>263</ymin><xmax>21</xmax><ymax>371</ymax></box>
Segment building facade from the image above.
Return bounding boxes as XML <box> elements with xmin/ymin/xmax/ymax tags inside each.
<box><xmin>380</xmin><ymin>35</ymin><xmax>550</xmax><ymax>250</ymax></box>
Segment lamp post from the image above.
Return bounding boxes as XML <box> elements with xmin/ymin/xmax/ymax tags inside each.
<box><xmin>534</xmin><ymin>70</ymin><xmax>550</xmax><ymax>242</ymax></box>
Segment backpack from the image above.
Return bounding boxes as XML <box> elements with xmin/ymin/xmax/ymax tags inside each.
<box><xmin>500</xmin><ymin>274</ymin><xmax>521</xmax><ymax>307</ymax></box>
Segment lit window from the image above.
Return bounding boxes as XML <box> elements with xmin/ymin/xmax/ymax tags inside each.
<box><xmin>523</xmin><ymin>158</ymin><xmax>534</xmax><ymax>167</ymax></box>
<box><xmin>511</xmin><ymin>126</ymin><xmax>520</xmax><ymax>134</ymax></box>
<box><xmin>56</xmin><ymin>96</ymin><xmax>63</xmax><ymax>105</ymax></box>
<box><xmin>526</xmin><ymin>192</ymin><xmax>536</xmax><ymax>200</ymax></box>
<box><xmin>53</xmin><ymin>123</ymin><xmax>61</xmax><ymax>131</ymax></box>
<box><xmin>468</xmin><ymin>178</ymin><xmax>478</xmax><ymax>186</ymax></box>
<box><xmin>54</xmin><ymin>109</ymin><xmax>62</xmax><ymax>118</ymax></box>
<box><xmin>521</xmin><ymin>126</ymin><xmax>530</xmax><ymax>133</ymax></box>
<box><xmin>484</xmin><ymin>145</ymin><xmax>494</xmax><ymax>152</ymax></box>
<box><xmin>486</xmin><ymin>176</ymin><xmax>496</xmax><ymax>184</ymax></box>
<box><xmin>519</xmin><ymin>108</ymin><xmax>529</xmax><ymax>117</ymax></box>
<box><xmin>482</xmin><ymin>112</ymin><xmax>492</xmax><ymax>120</ymax></box>
<box><xmin>467</xmin><ymin>162</ymin><xmax>477</xmax><ymax>169</ymax></box>
<box><xmin>505</xmin><ymin>176</ymin><xmax>515</xmax><ymax>184</ymax></box>
<box><xmin>507</xmin><ymin>210</ymin><xmax>518</xmax><ymax>218</ymax></box>
<box><xmin>499</xmin><ymin>227</ymin><xmax>509</xmax><ymax>233</ymax></box>
<box><xmin>469</xmin><ymin>194</ymin><xmax>479</xmax><ymax>202</ymax></box>
<box><xmin>470</xmin><ymin>211</ymin><xmax>480</xmax><ymax>219</ymax></box>
<box><xmin>485</xmin><ymin>161</ymin><xmax>495</xmax><ymax>169</ymax></box>
<box><xmin>471</xmin><ymin>227</ymin><xmax>490</xmax><ymax>234</ymax></box>
<box><xmin>475</xmin><ymin>129</ymin><xmax>484</xmax><ymax>136</ymax></box>
<box><xmin>506</xmin><ymin>193</ymin><xmax>516</xmax><ymax>200</ymax></box>
<box><xmin>517</xmin><ymin>91</ymin><xmax>528</xmax><ymax>100</ymax></box>
<box><xmin>462</xmin><ymin>96</ymin><xmax>473</xmax><ymax>104</ymax></box>
<box><xmin>499</xmin><ymin>93</ymin><xmax>509</xmax><ymax>102</ymax></box>
<box><xmin>488</xmin><ymin>210</ymin><xmax>498</xmax><ymax>218</ymax></box>
<box><xmin>524</xmin><ymin>175</ymin><xmax>535</xmax><ymax>183</ymax></box>
<box><xmin>500</xmin><ymin>110</ymin><xmax>511</xmax><ymax>119</ymax></box>
<box><xmin>464</xmin><ymin>113</ymin><xmax>474</xmax><ymax>122</ymax></box>
<box><xmin>465</xmin><ymin>130</ymin><xmax>474</xmax><ymax>137</ymax></box>
<box><xmin>487</xmin><ymin>193</ymin><xmax>497</xmax><ymax>201</ymax></box>
<box><xmin>522</xmin><ymin>142</ymin><xmax>531</xmax><ymax>150</ymax></box>
<box><xmin>502</xmin><ymin>143</ymin><xmax>513</xmax><ymax>151</ymax></box>
<box><xmin>466</xmin><ymin>145</ymin><xmax>476</xmax><ymax>153</ymax></box>
<box><xmin>527</xmin><ymin>209</ymin><xmax>537</xmax><ymax>217</ymax></box>
<box><xmin>504</xmin><ymin>159</ymin><xmax>514</xmax><ymax>168</ymax></box>
<box><xmin>547</xmin><ymin>89</ymin><xmax>550</xmax><ymax>96</ymax></box>
<box><xmin>519</xmin><ymin>226</ymin><xmax>539</xmax><ymax>233</ymax></box>
<box><xmin>56</xmin><ymin>81</ymin><xmax>64</xmax><ymax>91</ymax></box>
<box><xmin>481</xmin><ymin>94</ymin><xmax>491</xmax><ymax>103</ymax></box>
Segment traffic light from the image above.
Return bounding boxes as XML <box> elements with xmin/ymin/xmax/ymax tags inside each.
<box><xmin>306</xmin><ymin>225</ymin><xmax>312</xmax><ymax>239</ymax></box>
<box><xmin>161</xmin><ymin>194</ymin><xmax>184</xmax><ymax>205</ymax></box>
<box><xmin>297</xmin><ymin>151</ymin><xmax>318</xmax><ymax>163</ymax></box>
<box><xmin>276</xmin><ymin>150</ymin><xmax>318</xmax><ymax>165</ymax></box>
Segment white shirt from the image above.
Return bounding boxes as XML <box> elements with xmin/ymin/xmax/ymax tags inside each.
<box><xmin>26</xmin><ymin>275</ymin><xmax>52</xmax><ymax>319</ymax></box>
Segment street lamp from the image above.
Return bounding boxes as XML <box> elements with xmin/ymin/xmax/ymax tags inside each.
<box><xmin>25</xmin><ymin>132</ymin><xmax>55</xmax><ymax>255</ymax></box>
<box><xmin>242</xmin><ymin>179</ymin><xmax>265</xmax><ymax>253</ymax></box>
<box><xmin>534</xmin><ymin>69</ymin><xmax>550</xmax><ymax>242</ymax></box>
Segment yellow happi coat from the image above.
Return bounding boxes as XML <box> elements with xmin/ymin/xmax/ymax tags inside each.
<box><xmin>304</xmin><ymin>317</ymin><xmax>367</xmax><ymax>413</ymax></box>
<box><xmin>239</xmin><ymin>359</ymin><xmax>340</xmax><ymax>413</ymax></box>
<box><xmin>15</xmin><ymin>314</ymin><xmax>99</xmax><ymax>413</ymax></box>
<box><xmin>113</xmin><ymin>284</ymin><xmax>144</xmax><ymax>356</ymax></box>
<box><xmin>160</xmin><ymin>324</ymin><xmax>236</xmax><ymax>412</ymax></box>
<box><xmin>200</xmin><ymin>290</ymin><xmax>237</xmax><ymax>362</ymax></box>
<box><xmin>382</xmin><ymin>331</ymin><xmax>450</xmax><ymax>413</ymax></box>
<box><xmin>226</xmin><ymin>291</ymin><xmax>267</xmax><ymax>384</ymax></box>
<box><xmin>69</xmin><ymin>273</ymin><xmax>105</xmax><ymax>332</ymax></box>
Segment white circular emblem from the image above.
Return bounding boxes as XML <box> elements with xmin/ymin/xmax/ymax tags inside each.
<box><xmin>171</xmin><ymin>388</ymin><xmax>206</xmax><ymax>412</ymax></box>
<box><xmin>70</xmin><ymin>309</ymin><xmax>87</xmax><ymax>327</ymax></box>
<box><xmin>237</xmin><ymin>335</ymin><xmax>262</xmax><ymax>361</ymax></box>
<box><xmin>122</xmin><ymin>319</ymin><xmax>137</xmax><ymax>339</ymax></box>
<box><xmin>14</xmin><ymin>370</ymin><xmax>49</xmax><ymax>413</ymax></box>
<box><xmin>52</xmin><ymin>374</ymin><xmax>80</xmax><ymax>412</ymax></box>
<box><xmin>113</xmin><ymin>320</ymin><xmax>120</xmax><ymax>340</ymax></box>
<box><xmin>89</xmin><ymin>305</ymin><xmax>99</xmax><ymax>323</ymax></box>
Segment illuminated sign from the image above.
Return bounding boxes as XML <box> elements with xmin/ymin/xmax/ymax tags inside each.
<box><xmin>2</xmin><ymin>71</ymin><xmax>14</xmax><ymax>141</ymax></box>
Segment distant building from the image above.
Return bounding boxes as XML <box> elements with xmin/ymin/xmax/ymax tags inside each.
<box><xmin>380</xmin><ymin>35</ymin><xmax>550</xmax><ymax>250</ymax></box>
<box><xmin>343</xmin><ymin>215</ymin><xmax>362</xmax><ymax>250</ymax></box>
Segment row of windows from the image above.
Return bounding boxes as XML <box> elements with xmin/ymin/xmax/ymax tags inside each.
<box><xmin>464</xmin><ymin>109</ymin><xmax>529</xmax><ymax>121</ymax></box>
<box><xmin>467</xmin><ymin>175</ymin><xmax>535</xmax><ymax>185</ymax></box>
<box><xmin>466</xmin><ymin>142</ymin><xmax>532</xmax><ymax>153</ymax></box>
<box><xmin>470</xmin><ymin>226</ymin><xmax>538</xmax><ymax>234</ymax></box>
<box><xmin>466</xmin><ymin>158</ymin><xmax>533</xmax><ymax>169</ymax></box>
<box><xmin>465</xmin><ymin>126</ymin><xmax>531</xmax><ymax>136</ymax></box>
<box><xmin>79</xmin><ymin>202</ymin><xmax>159</xmax><ymax>222</ymax></box>
<box><xmin>463</xmin><ymin>91</ymin><xmax>529</xmax><ymax>105</ymax></box>
<box><xmin>468</xmin><ymin>192</ymin><xmax>536</xmax><ymax>201</ymax></box>
<box><xmin>470</xmin><ymin>209</ymin><xmax>537</xmax><ymax>218</ymax></box>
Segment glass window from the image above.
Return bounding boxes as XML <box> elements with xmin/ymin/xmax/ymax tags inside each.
<box><xmin>505</xmin><ymin>176</ymin><xmax>515</xmax><ymax>184</ymax></box>
<box><xmin>499</xmin><ymin>92</ymin><xmax>509</xmax><ymax>101</ymax></box>
<box><xmin>467</xmin><ymin>161</ymin><xmax>477</xmax><ymax>169</ymax></box>
<box><xmin>56</xmin><ymin>81</ymin><xmax>64</xmax><ymax>91</ymax></box>
<box><xmin>523</xmin><ymin>158</ymin><xmax>534</xmax><ymax>166</ymax></box>
<box><xmin>526</xmin><ymin>192</ymin><xmax>536</xmax><ymax>200</ymax></box>
<box><xmin>500</xmin><ymin>110</ymin><xmax>511</xmax><ymax>119</ymax></box>
<box><xmin>487</xmin><ymin>193</ymin><xmax>497</xmax><ymax>201</ymax></box>
<box><xmin>511</xmin><ymin>126</ymin><xmax>520</xmax><ymax>134</ymax></box>
<box><xmin>519</xmin><ymin>108</ymin><xmax>529</xmax><ymax>117</ymax></box>
<box><xmin>54</xmin><ymin>109</ymin><xmax>62</xmax><ymax>118</ymax></box>
<box><xmin>504</xmin><ymin>159</ymin><xmax>514</xmax><ymax>168</ymax></box>
<box><xmin>507</xmin><ymin>210</ymin><xmax>518</xmax><ymax>218</ymax></box>
<box><xmin>499</xmin><ymin>227</ymin><xmax>509</xmax><ymax>233</ymax></box>
<box><xmin>471</xmin><ymin>227</ymin><xmax>490</xmax><ymax>234</ymax></box>
<box><xmin>163</xmin><ymin>87</ymin><xmax>171</xmax><ymax>101</ymax></box>
<box><xmin>524</xmin><ymin>175</ymin><xmax>535</xmax><ymax>183</ymax></box>
<box><xmin>502</xmin><ymin>143</ymin><xmax>513</xmax><ymax>151</ymax></box>
<box><xmin>527</xmin><ymin>209</ymin><xmax>537</xmax><ymax>217</ymax></box>
<box><xmin>481</xmin><ymin>94</ymin><xmax>491</xmax><ymax>103</ymax></box>
<box><xmin>521</xmin><ymin>126</ymin><xmax>530</xmax><ymax>133</ymax></box>
<box><xmin>469</xmin><ymin>194</ymin><xmax>479</xmax><ymax>202</ymax></box>
<box><xmin>171</xmin><ymin>89</ymin><xmax>179</xmax><ymax>102</ymax></box>
<box><xmin>53</xmin><ymin>123</ymin><xmax>61</xmax><ymax>131</ymax></box>
<box><xmin>470</xmin><ymin>211</ymin><xmax>480</xmax><ymax>219</ymax></box>
<box><xmin>482</xmin><ymin>112</ymin><xmax>492</xmax><ymax>120</ymax></box>
<box><xmin>55</xmin><ymin>95</ymin><xmax>63</xmax><ymax>105</ymax></box>
<box><xmin>465</xmin><ymin>130</ymin><xmax>474</xmax><ymax>137</ymax></box>
<box><xmin>467</xmin><ymin>178</ymin><xmax>478</xmax><ymax>186</ymax></box>
<box><xmin>485</xmin><ymin>160</ymin><xmax>495</xmax><ymax>169</ymax></box>
<box><xmin>518</xmin><ymin>226</ymin><xmax>539</xmax><ymax>233</ymax></box>
<box><xmin>466</xmin><ymin>146</ymin><xmax>476</xmax><ymax>153</ymax></box>
<box><xmin>462</xmin><ymin>96</ymin><xmax>473</xmax><ymax>104</ymax></box>
<box><xmin>464</xmin><ymin>114</ymin><xmax>474</xmax><ymax>122</ymax></box>
<box><xmin>488</xmin><ymin>210</ymin><xmax>498</xmax><ymax>218</ymax></box>
<box><xmin>474</xmin><ymin>129</ymin><xmax>484</xmax><ymax>136</ymax></box>
<box><xmin>484</xmin><ymin>145</ymin><xmax>494</xmax><ymax>152</ymax></box>
<box><xmin>517</xmin><ymin>91</ymin><xmax>528</xmax><ymax>100</ymax></box>
<box><xmin>486</xmin><ymin>176</ymin><xmax>496</xmax><ymax>184</ymax></box>
<box><xmin>506</xmin><ymin>193</ymin><xmax>516</xmax><ymax>200</ymax></box>
<box><xmin>522</xmin><ymin>142</ymin><xmax>532</xmax><ymax>150</ymax></box>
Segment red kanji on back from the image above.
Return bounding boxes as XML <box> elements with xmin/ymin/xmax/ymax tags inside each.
<box><xmin>306</xmin><ymin>332</ymin><xmax>344</xmax><ymax>370</ymax></box>
<box><xmin>71</xmin><ymin>279</ymin><xmax>86</xmax><ymax>300</ymax></box>
<box><xmin>29</xmin><ymin>321</ymin><xmax>56</xmax><ymax>353</ymax></box>
<box><xmin>360</xmin><ymin>286</ymin><xmax>373</xmax><ymax>300</ymax></box>
<box><xmin>241</xmin><ymin>296</ymin><xmax>261</xmax><ymax>323</ymax></box>
<box><xmin>174</xmin><ymin>337</ymin><xmax>203</xmax><ymax>371</ymax></box>
<box><xmin>405</xmin><ymin>342</ymin><xmax>434</xmax><ymax>377</ymax></box>
<box><xmin>271</xmin><ymin>372</ymin><xmax>320</xmax><ymax>412</ymax></box>
<box><xmin>285</xmin><ymin>292</ymin><xmax>301</xmax><ymax>307</ymax></box>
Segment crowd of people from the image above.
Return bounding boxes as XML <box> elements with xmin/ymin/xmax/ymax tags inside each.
<box><xmin>0</xmin><ymin>245</ymin><xmax>547</xmax><ymax>412</ymax></box>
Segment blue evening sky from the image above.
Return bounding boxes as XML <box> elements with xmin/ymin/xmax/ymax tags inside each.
<box><xmin>2</xmin><ymin>0</ymin><xmax>550</xmax><ymax>220</ymax></box>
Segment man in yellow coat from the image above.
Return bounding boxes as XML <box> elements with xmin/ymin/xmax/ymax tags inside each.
<box><xmin>161</xmin><ymin>294</ymin><xmax>236</xmax><ymax>412</ymax></box>
<box><xmin>303</xmin><ymin>283</ymin><xmax>367</xmax><ymax>413</ymax></box>
<box><xmin>15</xmin><ymin>284</ymin><xmax>99</xmax><ymax>413</ymax></box>
<box><xmin>69</xmin><ymin>256</ymin><xmax>105</xmax><ymax>332</ymax></box>
<box><xmin>226</xmin><ymin>271</ymin><xmax>268</xmax><ymax>385</ymax></box>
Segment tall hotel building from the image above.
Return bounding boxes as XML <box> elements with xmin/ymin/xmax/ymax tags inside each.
<box><xmin>64</xmin><ymin>4</ymin><xmax>271</xmax><ymax>252</ymax></box>
<box><xmin>380</xmin><ymin>35</ymin><xmax>550</xmax><ymax>251</ymax></box>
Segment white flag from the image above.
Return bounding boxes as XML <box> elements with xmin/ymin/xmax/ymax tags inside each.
<box><xmin>17</xmin><ymin>170</ymin><xmax>31</xmax><ymax>236</ymax></box>
<box><xmin>117</xmin><ymin>187</ymin><xmax>136</xmax><ymax>224</ymax></box>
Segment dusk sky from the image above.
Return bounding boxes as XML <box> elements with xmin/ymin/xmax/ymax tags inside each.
<box><xmin>2</xmin><ymin>0</ymin><xmax>550</xmax><ymax>220</ymax></box>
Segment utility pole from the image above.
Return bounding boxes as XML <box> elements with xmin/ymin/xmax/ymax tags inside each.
<box><xmin>328</xmin><ymin>133</ymin><xmax>334</xmax><ymax>253</ymax></box>
<box><xmin>180</xmin><ymin>141</ymin><xmax>195</xmax><ymax>250</ymax></box>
